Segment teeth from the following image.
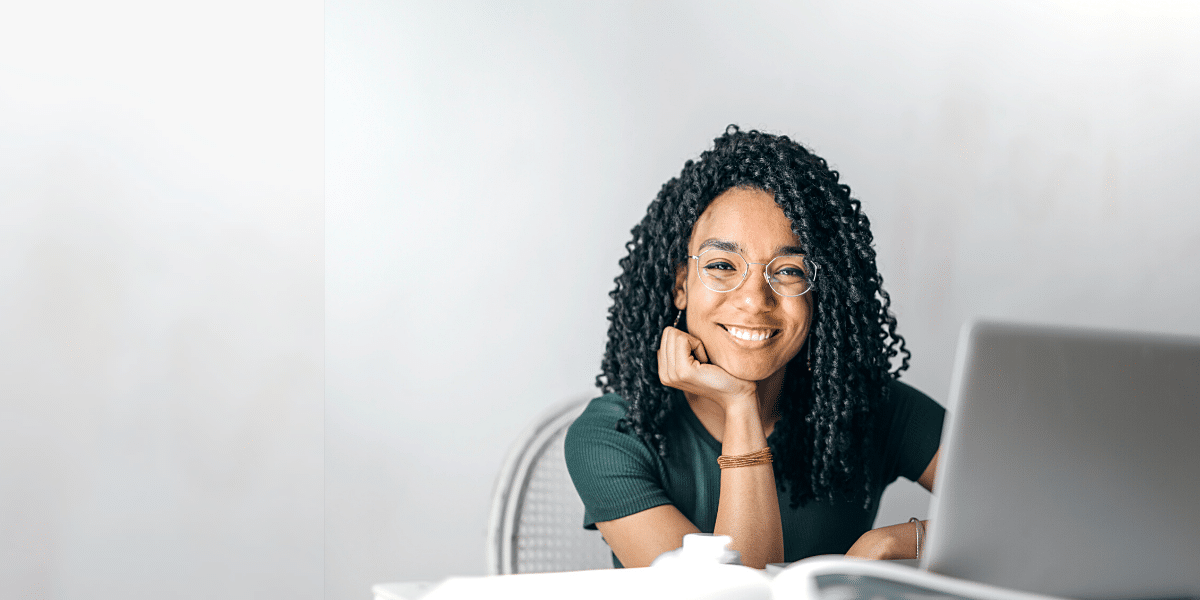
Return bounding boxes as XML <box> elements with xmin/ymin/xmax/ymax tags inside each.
<box><xmin>727</xmin><ymin>326</ymin><xmax>773</xmax><ymax>341</ymax></box>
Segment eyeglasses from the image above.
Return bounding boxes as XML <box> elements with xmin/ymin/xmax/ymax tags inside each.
<box><xmin>688</xmin><ymin>249</ymin><xmax>818</xmax><ymax>297</ymax></box>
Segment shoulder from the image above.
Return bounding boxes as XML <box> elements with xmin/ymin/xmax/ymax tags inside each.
<box><xmin>564</xmin><ymin>393</ymin><xmax>656</xmax><ymax>466</ymax></box>
<box><xmin>875</xmin><ymin>378</ymin><xmax>946</xmax><ymax>482</ymax></box>
<box><xmin>876</xmin><ymin>378</ymin><xmax>946</xmax><ymax>436</ymax></box>
<box><xmin>565</xmin><ymin>393</ymin><xmax>633</xmax><ymax>452</ymax></box>
<box><xmin>564</xmin><ymin>394</ymin><xmax>675</xmax><ymax>528</ymax></box>
<box><xmin>568</xmin><ymin>393</ymin><xmax>629</xmax><ymax>432</ymax></box>
<box><xmin>882</xmin><ymin>378</ymin><xmax>942</xmax><ymax>411</ymax></box>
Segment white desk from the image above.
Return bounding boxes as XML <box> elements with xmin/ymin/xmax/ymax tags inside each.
<box><xmin>373</xmin><ymin>565</ymin><xmax>772</xmax><ymax>600</ymax></box>
<box><xmin>372</xmin><ymin>557</ymin><xmax>1068</xmax><ymax>600</ymax></box>
<box><xmin>373</xmin><ymin>581</ymin><xmax>438</xmax><ymax>600</ymax></box>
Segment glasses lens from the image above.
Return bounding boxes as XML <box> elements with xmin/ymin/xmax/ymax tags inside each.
<box><xmin>767</xmin><ymin>255</ymin><xmax>814</xmax><ymax>296</ymax></box>
<box><xmin>696</xmin><ymin>249</ymin><xmax>747</xmax><ymax>292</ymax></box>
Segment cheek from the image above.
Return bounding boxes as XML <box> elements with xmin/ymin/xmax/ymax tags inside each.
<box><xmin>785</xmin><ymin>302</ymin><xmax>813</xmax><ymax>348</ymax></box>
<box><xmin>683</xmin><ymin>286</ymin><xmax>721</xmax><ymax>317</ymax></box>
<box><xmin>798</xmin><ymin>298</ymin><xmax>814</xmax><ymax>329</ymax></box>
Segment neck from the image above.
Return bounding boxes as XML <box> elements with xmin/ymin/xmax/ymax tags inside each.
<box><xmin>756</xmin><ymin>367</ymin><xmax>787</xmax><ymax>422</ymax></box>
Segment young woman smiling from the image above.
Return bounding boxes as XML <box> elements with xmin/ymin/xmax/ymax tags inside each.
<box><xmin>565</xmin><ymin>126</ymin><xmax>943</xmax><ymax>569</ymax></box>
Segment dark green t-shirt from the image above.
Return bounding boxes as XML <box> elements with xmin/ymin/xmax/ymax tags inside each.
<box><xmin>563</xmin><ymin>379</ymin><xmax>944</xmax><ymax>567</ymax></box>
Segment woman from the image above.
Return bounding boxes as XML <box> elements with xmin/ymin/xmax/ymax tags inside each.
<box><xmin>564</xmin><ymin>126</ymin><xmax>944</xmax><ymax>569</ymax></box>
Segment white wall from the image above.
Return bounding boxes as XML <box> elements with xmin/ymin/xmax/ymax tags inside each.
<box><xmin>0</xmin><ymin>2</ymin><xmax>323</xmax><ymax>599</ymax></box>
<box><xmin>326</xmin><ymin>1</ymin><xmax>1200</xmax><ymax>599</ymax></box>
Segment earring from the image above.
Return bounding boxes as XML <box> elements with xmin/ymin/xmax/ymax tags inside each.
<box><xmin>673</xmin><ymin>309</ymin><xmax>683</xmax><ymax>329</ymax></box>
<box><xmin>806</xmin><ymin>341</ymin><xmax>812</xmax><ymax>371</ymax></box>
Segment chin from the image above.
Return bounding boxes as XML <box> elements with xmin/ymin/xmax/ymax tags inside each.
<box><xmin>712</xmin><ymin>357</ymin><xmax>784</xmax><ymax>383</ymax></box>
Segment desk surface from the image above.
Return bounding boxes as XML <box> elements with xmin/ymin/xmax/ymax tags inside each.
<box><xmin>371</xmin><ymin>561</ymin><xmax>925</xmax><ymax>600</ymax></box>
<box><xmin>373</xmin><ymin>581</ymin><xmax>437</xmax><ymax>600</ymax></box>
<box><xmin>372</xmin><ymin>557</ymin><xmax>1075</xmax><ymax>600</ymax></box>
<box><xmin>374</xmin><ymin>566</ymin><xmax>772</xmax><ymax>600</ymax></box>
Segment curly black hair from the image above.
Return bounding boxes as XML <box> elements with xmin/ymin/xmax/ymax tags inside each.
<box><xmin>596</xmin><ymin>125</ymin><xmax>910</xmax><ymax>509</ymax></box>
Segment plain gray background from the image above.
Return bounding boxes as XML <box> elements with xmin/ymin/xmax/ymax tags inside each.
<box><xmin>0</xmin><ymin>1</ymin><xmax>321</xmax><ymax>599</ymax></box>
<box><xmin>327</xmin><ymin>2</ymin><xmax>1200</xmax><ymax>600</ymax></box>
<box><xmin>3</xmin><ymin>1</ymin><xmax>1199</xmax><ymax>600</ymax></box>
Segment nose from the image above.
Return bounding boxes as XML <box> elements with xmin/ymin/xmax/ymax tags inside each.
<box><xmin>732</xmin><ymin>262</ymin><xmax>777</xmax><ymax>311</ymax></box>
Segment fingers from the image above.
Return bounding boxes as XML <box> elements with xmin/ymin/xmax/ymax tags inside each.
<box><xmin>656</xmin><ymin>328</ymin><xmax>672</xmax><ymax>384</ymax></box>
<box><xmin>658</xmin><ymin>326</ymin><xmax>758</xmax><ymax>408</ymax></box>
<box><xmin>658</xmin><ymin>326</ymin><xmax>702</xmax><ymax>388</ymax></box>
<box><xmin>657</xmin><ymin>327</ymin><xmax>686</xmax><ymax>386</ymax></box>
<box><xmin>688</xmin><ymin>334</ymin><xmax>709</xmax><ymax>364</ymax></box>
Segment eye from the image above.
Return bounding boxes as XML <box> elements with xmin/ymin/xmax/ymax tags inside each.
<box><xmin>769</xmin><ymin>257</ymin><xmax>810</xmax><ymax>283</ymax></box>
<box><xmin>702</xmin><ymin>260</ymin><xmax>737</xmax><ymax>272</ymax></box>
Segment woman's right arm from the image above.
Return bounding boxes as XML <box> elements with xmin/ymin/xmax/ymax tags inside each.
<box><xmin>596</xmin><ymin>326</ymin><xmax>784</xmax><ymax>569</ymax></box>
<box><xmin>708</xmin><ymin>395</ymin><xmax>785</xmax><ymax>569</ymax></box>
<box><xmin>596</xmin><ymin>425</ymin><xmax>783</xmax><ymax>569</ymax></box>
<box><xmin>595</xmin><ymin>505</ymin><xmax>700</xmax><ymax>568</ymax></box>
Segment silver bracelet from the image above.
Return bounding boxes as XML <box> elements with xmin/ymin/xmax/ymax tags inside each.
<box><xmin>909</xmin><ymin>517</ymin><xmax>924</xmax><ymax>559</ymax></box>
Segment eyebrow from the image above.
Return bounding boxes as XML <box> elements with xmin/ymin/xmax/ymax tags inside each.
<box><xmin>696</xmin><ymin>238</ymin><xmax>807</xmax><ymax>255</ymax></box>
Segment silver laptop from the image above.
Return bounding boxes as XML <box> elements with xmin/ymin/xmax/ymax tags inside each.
<box><xmin>923</xmin><ymin>320</ymin><xmax>1200</xmax><ymax>600</ymax></box>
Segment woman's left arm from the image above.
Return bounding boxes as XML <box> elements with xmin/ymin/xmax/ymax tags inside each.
<box><xmin>845</xmin><ymin>447</ymin><xmax>941</xmax><ymax>560</ymax></box>
<box><xmin>917</xmin><ymin>446</ymin><xmax>940</xmax><ymax>492</ymax></box>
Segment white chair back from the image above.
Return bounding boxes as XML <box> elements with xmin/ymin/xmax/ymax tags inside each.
<box><xmin>486</xmin><ymin>397</ymin><xmax>614</xmax><ymax>574</ymax></box>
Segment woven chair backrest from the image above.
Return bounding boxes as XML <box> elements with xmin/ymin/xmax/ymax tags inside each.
<box><xmin>486</xmin><ymin>398</ymin><xmax>614</xmax><ymax>574</ymax></box>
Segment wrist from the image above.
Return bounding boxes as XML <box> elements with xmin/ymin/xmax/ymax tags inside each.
<box><xmin>718</xmin><ymin>399</ymin><xmax>768</xmax><ymax>456</ymax></box>
<box><xmin>721</xmin><ymin>391</ymin><xmax>760</xmax><ymax>416</ymax></box>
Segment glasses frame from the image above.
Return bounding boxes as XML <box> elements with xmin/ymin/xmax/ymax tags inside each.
<box><xmin>688</xmin><ymin>249</ymin><xmax>818</xmax><ymax>297</ymax></box>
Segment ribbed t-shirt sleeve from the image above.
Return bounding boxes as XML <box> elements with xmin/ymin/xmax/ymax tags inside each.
<box><xmin>564</xmin><ymin>395</ymin><xmax>673</xmax><ymax>529</ymax></box>
<box><xmin>879</xmin><ymin>380</ymin><xmax>946</xmax><ymax>484</ymax></box>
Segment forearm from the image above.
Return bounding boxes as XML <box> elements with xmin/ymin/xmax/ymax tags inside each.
<box><xmin>712</xmin><ymin>402</ymin><xmax>784</xmax><ymax>569</ymax></box>
<box><xmin>846</xmin><ymin>519</ymin><xmax>930</xmax><ymax>560</ymax></box>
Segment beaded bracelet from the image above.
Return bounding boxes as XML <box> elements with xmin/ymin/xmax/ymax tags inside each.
<box><xmin>716</xmin><ymin>447</ymin><xmax>773</xmax><ymax>469</ymax></box>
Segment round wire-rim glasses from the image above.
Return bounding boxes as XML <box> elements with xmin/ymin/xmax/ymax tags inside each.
<box><xmin>688</xmin><ymin>249</ymin><xmax>818</xmax><ymax>297</ymax></box>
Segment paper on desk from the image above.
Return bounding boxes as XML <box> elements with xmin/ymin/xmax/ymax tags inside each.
<box><xmin>422</xmin><ymin>564</ymin><xmax>771</xmax><ymax>600</ymax></box>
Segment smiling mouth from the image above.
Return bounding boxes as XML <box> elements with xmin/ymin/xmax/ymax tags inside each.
<box><xmin>721</xmin><ymin>325</ymin><xmax>779</xmax><ymax>342</ymax></box>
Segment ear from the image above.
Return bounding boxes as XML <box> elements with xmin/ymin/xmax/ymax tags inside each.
<box><xmin>673</xmin><ymin>262</ymin><xmax>688</xmax><ymax>310</ymax></box>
